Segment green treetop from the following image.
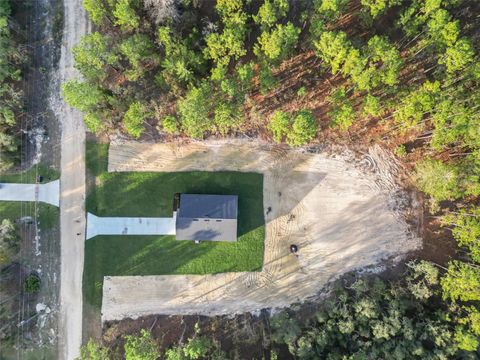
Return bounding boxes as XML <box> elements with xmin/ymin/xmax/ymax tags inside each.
<box><xmin>157</xmin><ymin>26</ymin><xmax>205</xmax><ymax>90</ymax></box>
<box><xmin>361</xmin><ymin>0</ymin><xmax>402</xmax><ymax>18</ymax></box>
<box><xmin>113</xmin><ymin>0</ymin><xmax>140</xmax><ymax>32</ymax></box>
<box><xmin>255</xmin><ymin>22</ymin><xmax>300</xmax><ymax>62</ymax></box>
<box><xmin>83</xmin><ymin>0</ymin><xmax>108</xmax><ymax>25</ymax></box>
<box><xmin>177</xmin><ymin>83</ymin><xmax>214</xmax><ymax>138</ymax></box>
<box><xmin>314</xmin><ymin>31</ymin><xmax>352</xmax><ymax>74</ymax></box>
<box><xmin>442</xmin><ymin>207</ymin><xmax>480</xmax><ymax>263</ymax></box>
<box><xmin>268</xmin><ymin>110</ymin><xmax>290</xmax><ymax>143</ymax></box>
<box><xmin>328</xmin><ymin>87</ymin><xmax>356</xmax><ymax>131</ymax></box>
<box><xmin>62</xmin><ymin>80</ymin><xmax>108</xmax><ymax>113</ymax></box>
<box><xmin>287</xmin><ymin>110</ymin><xmax>317</xmax><ymax>147</ymax></box>
<box><xmin>253</xmin><ymin>0</ymin><xmax>289</xmax><ymax>28</ymax></box>
<box><xmin>119</xmin><ymin>34</ymin><xmax>159</xmax><ymax>81</ymax></box>
<box><xmin>72</xmin><ymin>32</ymin><xmax>119</xmax><ymax>81</ymax></box>
<box><xmin>395</xmin><ymin>81</ymin><xmax>441</xmax><ymax>128</ymax></box>
<box><xmin>124</xmin><ymin>329</ymin><xmax>160</xmax><ymax>360</ymax></box>
<box><xmin>123</xmin><ymin>101</ymin><xmax>148</xmax><ymax>138</ymax></box>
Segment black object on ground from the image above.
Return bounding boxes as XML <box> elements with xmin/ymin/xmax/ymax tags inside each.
<box><xmin>290</xmin><ymin>244</ymin><xmax>298</xmax><ymax>253</ymax></box>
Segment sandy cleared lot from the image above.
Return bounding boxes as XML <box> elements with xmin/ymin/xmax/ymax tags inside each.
<box><xmin>102</xmin><ymin>140</ymin><xmax>421</xmax><ymax>321</ymax></box>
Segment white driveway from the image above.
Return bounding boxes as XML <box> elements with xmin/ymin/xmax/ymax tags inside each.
<box><xmin>86</xmin><ymin>213</ymin><xmax>176</xmax><ymax>240</ymax></box>
<box><xmin>0</xmin><ymin>180</ymin><xmax>60</xmax><ymax>207</ymax></box>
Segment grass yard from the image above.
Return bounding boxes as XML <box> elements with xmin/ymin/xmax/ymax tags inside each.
<box><xmin>0</xmin><ymin>164</ymin><xmax>60</xmax><ymax>229</ymax></box>
<box><xmin>84</xmin><ymin>141</ymin><xmax>265</xmax><ymax>308</ymax></box>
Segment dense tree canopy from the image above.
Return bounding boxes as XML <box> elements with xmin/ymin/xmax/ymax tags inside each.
<box><xmin>272</xmin><ymin>262</ymin><xmax>477</xmax><ymax>357</ymax></box>
<box><xmin>0</xmin><ymin>0</ymin><xmax>24</xmax><ymax>170</ymax></box>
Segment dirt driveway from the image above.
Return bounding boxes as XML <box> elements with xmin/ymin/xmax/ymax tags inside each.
<box><xmin>102</xmin><ymin>140</ymin><xmax>421</xmax><ymax>321</ymax></box>
<box><xmin>53</xmin><ymin>0</ymin><xmax>89</xmax><ymax>358</ymax></box>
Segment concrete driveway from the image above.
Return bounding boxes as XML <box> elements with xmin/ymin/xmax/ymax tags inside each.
<box><xmin>86</xmin><ymin>213</ymin><xmax>176</xmax><ymax>240</ymax></box>
<box><xmin>0</xmin><ymin>180</ymin><xmax>60</xmax><ymax>207</ymax></box>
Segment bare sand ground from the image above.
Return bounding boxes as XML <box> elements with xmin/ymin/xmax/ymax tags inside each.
<box><xmin>102</xmin><ymin>140</ymin><xmax>421</xmax><ymax>321</ymax></box>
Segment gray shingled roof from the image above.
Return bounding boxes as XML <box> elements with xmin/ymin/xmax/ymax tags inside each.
<box><xmin>175</xmin><ymin>194</ymin><xmax>238</xmax><ymax>242</ymax></box>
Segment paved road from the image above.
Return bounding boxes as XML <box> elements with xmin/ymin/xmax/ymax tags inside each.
<box><xmin>56</xmin><ymin>0</ymin><xmax>89</xmax><ymax>358</ymax></box>
<box><xmin>86</xmin><ymin>213</ymin><xmax>176</xmax><ymax>240</ymax></box>
<box><xmin>0</xmin><ymin>180</ymin><xmax>60</xmax><ymax>206</ymax></box>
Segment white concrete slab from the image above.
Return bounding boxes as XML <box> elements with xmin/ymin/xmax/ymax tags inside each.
<box><xmin>86</xmin><ymin>213</ymin><xmax>176</xmax><ymax>240</ymax></box>
<box><xmin>0</xmin><ymin>180</ymin><xmax>60</xmax><ymax>207</ymax></box>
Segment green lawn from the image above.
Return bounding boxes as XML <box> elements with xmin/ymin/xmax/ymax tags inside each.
<box><xmin>0</xmin><ymin>164</ymin><xmax>59</xmax><ymax>229</ymax></box>
<box><xmin>84</xmin><ymin>141</ymin><xmax>265</xmax><ymax>308</ymax></box>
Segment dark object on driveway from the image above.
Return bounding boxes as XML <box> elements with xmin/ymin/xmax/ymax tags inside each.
<box><xmin>290</xmin><ymin>244</ymin><xmax>298</xmax><ymax>253</ymax></box>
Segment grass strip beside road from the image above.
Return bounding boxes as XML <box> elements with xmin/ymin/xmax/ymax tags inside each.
<box><xmin>0</xmin><ymin>164</ymin><xmax>60</xmax><ymax>229</ymax></box>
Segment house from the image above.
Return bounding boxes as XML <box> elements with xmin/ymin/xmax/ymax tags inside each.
<box><xmin>174</xmin><ymin>194</ymin><xmax>238</xmax><ymax>242</ymax></box>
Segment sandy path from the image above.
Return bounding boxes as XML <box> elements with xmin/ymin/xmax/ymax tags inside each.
<box><xmin>53</xmin><ymin>0</ymin><xmax>89</xmax><ymax>358</ymax></box>
<box><xmin>102</xmin><ymin>140</ymin><xmax>421</xmax><ymax>321</ymax></box>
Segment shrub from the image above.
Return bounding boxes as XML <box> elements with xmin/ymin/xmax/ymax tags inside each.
<box><xmin>78</xmin><ymin>339</ymin><xmax>109</xmax><ymax>360</ymax></box>
<box><xmin>362</xmin><ymin>94</ymin><xmax>382</xmax><ymax>117</ymax></box>
<box><xmin>158</xmin><ymin>26</ymin><xmax>205</xmax><ymax>90</ymax></box>
<box><xmin>395</xmin><ymin>81</ymin><xmax>441</xmax><ymax>128</ymax></box>
<box><xmin>83</xmin><ymin>0</ymin><xmax>108</xmax><ymax>25</ymax></box>
<box><xmin>24</xmin><ymin>274</ymin><xmax>40</xmax><ymax>294</ymax></box>
<box><xmin>113</xmin><ymin>0</ymin><xmax>140</xmax><ymax>31</ymax></box>
<box><xmin>72</xmin><ymin>32</ymin><xmax>118</xmax><ymax>81</ymax></box>
<box><xmin>361</xmin><ymin>0</ymin><xmax>402</xmax><ymax>18</ymax></box>
<box><xmin>119</xmin><ymin>34</ymin><xmax>158</xmax><ymax>81</ymax></box>
<box><xmin>0</xmin><ymin>219</ymin><xmax>18</xmax><ymax>266</ymax></box>
<box><xmin>287</xmin><ymin>110</ymin><xmax>317</xmax><ymax>147</ymax></box>
<box><xmin>236</xmin><ymin>62</ymin><xmax>255</xmax><ymax>91</ymax></box>
<box><xmin>268</xmin><ymin>110</ymin><xmax>290</xmax><ymax>143</ymax></box>
<box><xmin>394</xmin><ymin>144</ymin><xmax>407</xmax><ymax>157</ymax></box>
<box><xmin>314</xmin><ymin>31</ymin><xmax>351</xmax><ymax>74</ymax></box>
<box><xmin>84</xmin><ymin>112</ymin><xmax>104</xmax><ymax>133</ymax></box>
<box><xmin>328</xmin><ymin>88</ymin><xmax>356</xmax><ymax>131</ymax></box>
<box><xmin>123</xmin><ymin>102</ymin><xmax>147</xmax><ymax>138</ymax></box>
<box><xmin>317</xmin><ymin>0</ymin><xmax>350</xmax><ymax>17</ymax></box>
<box><xmin>214</xmin><ymin>102</ymin><xmax>243</xmax><ymax>135</ymax></box>
<box><xmin>62</xmin><ymin>81</ymin><xmax>107</xmax><ymax>113</ymax></box>
<box><xmin>124</xmin><ymin>329</ymin><xmax>160</xmax><ymax>360</ymax></box>
<box><xmin>255</xmin><ymin>22</ymin><xmax>300</xmax><ymax>62</ymax></box>
<box><xmin>441</xmin><ymin>261</ymin><xmax>480</xmax><ymax>303</ymax></box>
<box><xmin>258</xmin><ymin>63</ymin><xmax>277</xmax><ymax>95</ymax></box>
<box><xmin>442</xmin><ymin>207</ymin><xmax>480</xmax><ymax>263</ymax></box>
<box><xmin>297</xmin><ymin>86</ymin><xmax>307</xmax><ymax>97</ymax></box>
<box><xmin>253</xmin><ymin>0</ymin><xmax>289</xmax><ymax>28</ymax></box>
<box><xmin>414</xmin><ymin>159</ymin><xmax>461</xmax><ymax>201</ymax></box>
<box><xmin>161</xmin><ymin>115</ymin><xmax>178</xmax><ymax>135</ymax></box>
<box><xmin>177</xmin><ymin>83</ymin><xmax>214</xmax><ymax>138</ymax></box>
<box><xmin>440</xmin><ymin>38</ymin><xmax>475</xmax><ymax>74</ymax></box>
